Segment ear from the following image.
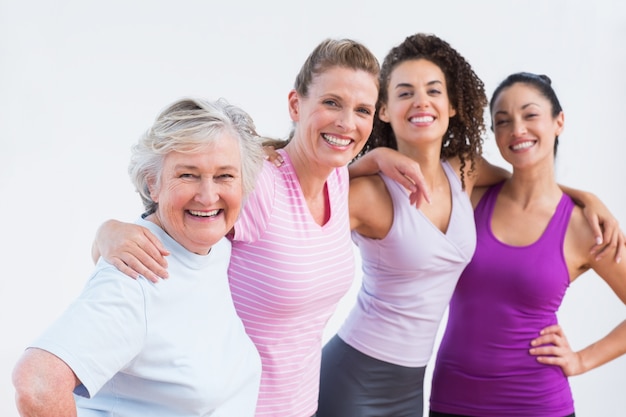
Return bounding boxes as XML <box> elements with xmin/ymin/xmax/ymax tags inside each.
<box><xmin>147</xmin><ymin>177</ymin><xmax>159</xmax><ymax>203</ymax></box>
<box><xmin>287</xmin><ymin>90</ymin><xmax>300</xmax><ymax>122</ymax></box>
<box><xmin>449</xmin><ymin>103</ymin><xmax>457</xmax><ymax>118</ymax></box>
<box><xmin>555</xmin><ymin>111</ymin><xmax>564</xmax><ymax>136</ymax></box>
<box><xmin>378</xmin><ymin>103</ymin><xmax>390</xmax><ymax>123</ymax></box>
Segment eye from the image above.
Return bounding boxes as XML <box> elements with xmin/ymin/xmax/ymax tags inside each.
<box><xmin>427</xmin><ymin>88</ymin><xmax>442</xmax><ymax>95</ymax></box>
<box><xmin>397</xmin><ymin>90</ymin><xmax>413</xmax><ymax>99</ymax></box>
<box><xmin>179</xmin><ymin>173</ymin><xmax>197</xmax><ymax>179</ymax></box>
<box><xmin>494</xmin><ymin>119</ymin><xmax>510</xmax><ymax>127</ymax></box>
<box><xmin>356</xmin><ymin>107</ymin><xmax>373</xmax><ymax>116</ymax></box>
<box><xmin>323</xmin><ymin>99</ymin><xmax>339</xmax><ymax>107</ymax></box>
<box><xmin>215</xmin><ymin>173</ymin><xmax>236</xmax><ymax>181</ymax></box>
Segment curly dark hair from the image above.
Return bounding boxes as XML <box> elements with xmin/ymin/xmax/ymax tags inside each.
<box><xmin>357</xmin><ymin>33</ymin><xmax>487</xmax><ymax>188</ymax></box>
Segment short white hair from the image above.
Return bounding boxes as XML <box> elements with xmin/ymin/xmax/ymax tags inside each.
<box><xmin>128</xmin><ymin>97</ymin><xmax>265</xmax><ymax>213</ymax></box>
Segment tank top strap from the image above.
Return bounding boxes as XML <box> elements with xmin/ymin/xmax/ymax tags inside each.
<box><xmin>540</xmin><ymin>192</ymin><xmax>575</xmax><ymax>245</ymax></box>
<box><xmin>473</xmin><ymin>181</ymin><xmax>505</xmax><ymax>231</ymax></box>
<box><xmin>441</xmin><ymin>159</ymin><xmax>462</xmax><ymax>193</ymax></box>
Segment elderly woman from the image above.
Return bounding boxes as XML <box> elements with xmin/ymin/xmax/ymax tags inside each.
<box><xmin>11</xmin><ymin>97</ymin><xmax>265</xmax><ymax>416</ymax></box>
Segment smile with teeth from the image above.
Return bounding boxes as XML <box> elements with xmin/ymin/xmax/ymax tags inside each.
<box><xmin>410</xmin><ymin>116</ymin><xmax>434</xmax><ymax>123</ymax></box>
<box><xmin>188</xmin><ymin>209</ymin><xmax>220</xmax><ymax>217</ymax></box>
<box><xmin>322</xmin><ymin>134</ymin><xmax>352</xmax><ymax>147</ymax></box>
<box><xmin>511</xmin><ymin>141</ymin><xmax>535</xmax><ymax>151</ymax></box>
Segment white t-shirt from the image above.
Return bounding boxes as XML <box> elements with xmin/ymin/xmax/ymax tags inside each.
<box><xmin>31</xmin><ymin>218</ymin><xmax>261</xmax><ymax>417</ymax></box>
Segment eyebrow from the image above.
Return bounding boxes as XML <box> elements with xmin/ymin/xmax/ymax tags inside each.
<box><xmin>521</xmin><ymin>102</ymin><xmax>541</xmax><ymax>110</ymax></box>
<box><xmin>174</xmin><ymin>164</ymin><xmax>240</xmax><ymax>171</ymax></box>
<box><xmin>321</xmin><ymin>93</ymin><xmax>376</xmax><ymax>112</ymax></box>
<box><xmin>494</xmin><ymin>102</ymin><xmax>541</xmax><ymax>116</ymax></box>
<box><xmin>394</xmin><ymin>80</ymin><xmax>443</xmax><ymax>89</ymax></box>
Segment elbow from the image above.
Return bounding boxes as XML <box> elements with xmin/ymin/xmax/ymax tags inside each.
<box><xmin>12</xmin><ymin>355</ymin><xmax>74</xmax><ymax>416</ymax></box>
<box><xmin>13</xmin><ymin>368</ymin><xmax>45</xmax><ymax>415</ymax></box>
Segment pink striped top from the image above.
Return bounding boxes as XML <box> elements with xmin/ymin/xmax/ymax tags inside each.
<box><xmin>229</xmin><ymin>149</ymin><xmax>355</xmax><ymax>417</ymax></box>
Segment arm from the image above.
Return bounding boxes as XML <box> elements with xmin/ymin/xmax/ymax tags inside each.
<box><xmin>349</xmin><ymin>175</ymin><xmax>393</xmax><ymax>237</ymax></box>
<box><xmin>13</xmin><ymin>348</ymin><xmax>80</xmax><ymax>417</ymax></box>
<box><xmin>530</xmin><ymin>224</ymin><xmax>626</xmax><ymax>376</ymax></box>
<box><xmin>529</xmin><ymin>321</ymin><xmax>626</xmax><ymax>377</ymax></box>
<box><xmin>92</xmin><ymin>219</ymin><xmax>170</xmax><ymax>283</ymax></box>
<box><xmin>559</xmin><ymin>186</ymin><xmax>625</xmax><ymax>263</ymax></box>
<box><xmin>348</xmin><ymin>148</ymin><xmax>430</xmax><ymax>207</ymax></box>
<box><xmin>472</xmin><ymin>156</ymin><xmax>511</xmax><ymax>187</ymax></box>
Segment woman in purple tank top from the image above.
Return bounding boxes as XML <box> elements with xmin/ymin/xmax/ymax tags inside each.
<box><xmin>430</xmin><ymin>72</ymin><xmax>626</xmax><ymax>417</ymax></box>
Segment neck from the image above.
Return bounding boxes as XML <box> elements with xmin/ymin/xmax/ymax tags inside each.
<box><xmin>502</xmin><ymin>165</ymin><xmax>560</xmax><ymax>208</ymax></box>
<box><xmin>396</xmin><ymin>140</ymin><xmax>445</xmax><ymax>189</ymax></box>
<box><xmin>284</xmin><ymin>141</ymin><xmax>333</xmax><ymax>198</ymax></box>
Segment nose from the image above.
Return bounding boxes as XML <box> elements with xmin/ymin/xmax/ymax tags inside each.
<box><xmin>411</xmin><ymin>91</ymin><xmax>429</xmax><ymax>108</ymax></box>
<box><xmin>335</xmin><ymin>109</ymin><xmax>356</xmax><ymax>131</ymax></box>
<box><xmin>512</xmin><ymin>119</ymin><xmax>527</xmax><ymax>137</ymax></box>
<box><xmin>194</xmin><ymin>178</ymin><xmax>219</xmax><ymax>205</ymax></box>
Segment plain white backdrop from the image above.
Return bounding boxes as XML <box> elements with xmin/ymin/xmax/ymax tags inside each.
<box><xmin>1</xmin><ymin>1</ymin><xmax>625</xmax><ymax>415</ymax></box>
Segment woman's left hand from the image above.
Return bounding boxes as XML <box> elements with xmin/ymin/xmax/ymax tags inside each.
<box><xmin>529</xmin><ymin>324</ymin><xmax>584</xmax><ymax>376</ymax></box>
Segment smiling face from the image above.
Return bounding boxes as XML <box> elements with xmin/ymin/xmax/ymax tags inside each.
<box><xmin>288</xmin><ymin>66</ymin><xmax>378</xmax><ymax>168</ymax></box>
<box><xmin>148</xmin><ymin>134</ymin><xmax>243</xmax><ymax>255</ymax></box>
<box><xmin>378</xmin><ymin>59</ymin><xmax>456</xmax><ymax>150</ymax></box>
<box><xmin>491</xmin><ymin>82</ymin><xmax>564</xmax><ymax>169</ymax></box>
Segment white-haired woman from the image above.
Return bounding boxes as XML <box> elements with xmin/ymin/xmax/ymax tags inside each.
<box><xmin>12</xmin><ymin>97</ymin><xmax>265</xmax><ymax>417</ymax></box>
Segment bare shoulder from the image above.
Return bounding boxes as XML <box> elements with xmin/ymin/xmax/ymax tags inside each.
<box><xmin>470</xmin><ymin>185</ymin><xmax>489</xmax><ymax>209</ymax></box>
<box><xmin>567</xmin><ymin>205</ymin><xmax>596</xmax><ymax>252</ymax></box>
<box><xmin>349</xmin><ymin>174</ymin><xmax>393</xmax><ymax>239</ymax></box>
<box><xmin>567</xmin><ymin>204</ymin><xmax>626</xmax><ymax>303</ymax></box>
<box><xmin>565</xmin><ymin>205</ymin><xmax>599</xmax><ymax>278</ymax></box>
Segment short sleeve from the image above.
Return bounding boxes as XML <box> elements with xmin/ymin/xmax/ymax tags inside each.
<box><xmin>30</xmin><ymin>262</ymin><xmax>147</xmax><ymax>397</ymax></box>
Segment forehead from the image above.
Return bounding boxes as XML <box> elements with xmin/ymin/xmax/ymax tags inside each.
<box><xmin>310</xmin><ymin>66</ymin><xmax>379</xmax><ymax>98</ymax></box>
<box><xmin>163</xmin><ymin>133</ymin><xmax>242</xmax><ymax>169</ymax></box>
<box><xmin>493</xmin><ymin>83</ymin><xmax>546</xmax><ymax>110</ymax></box>
<box><xmin>390</xmin><ymin>59</ymin><xmax>445</xmax><ymax>83</ymax></box>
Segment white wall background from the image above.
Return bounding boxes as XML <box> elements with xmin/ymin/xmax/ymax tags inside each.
<box><xmin>1</xmin><ymin>0</ymin><xmax>624</xmax><ymax>415</ymax></box>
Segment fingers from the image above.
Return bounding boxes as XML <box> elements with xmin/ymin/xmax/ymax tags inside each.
<box><xmin>112</xmin><ymin>250</ymin><xmax>166</xmax><ymax>283</ymax></box>
<box><xmin>409</xmin><ymin>191</ymin><xmax>424</xmax><ymax>209</ymax></box>
<box><xmin>584</xmin><ymin>212</ymin><xmax>604</xmax><ymax>248</ymax></box>
<box><xmin>589</xmin><ymin>214</ymin><xmax>623</xmax><ymax>263</ymax></box>
<box><xmin>131</xmin><ymin>238</ymin><xmax>170</xmax><ymax>280</ymax></box>
<box><xmin>262</xmin><ymin>145</ymin><xmax>284</xmax><ymax>167</ymax></box>
<box><xmin>592</xmin><ymin>222</ymin><xmax>622</xmax><ymax>263</ymax></box>
<box><xmin>402</xmin><ymin>172</ymin><xmax>431</xmax><ymax>204</ymax></box>
<box><xmin>538</xmin><ymin>324</ymin><xmax>563</xmax><ymax>336</ymax></box>
<box><xmin>530</xmin><ymin>325</ymin><xmax>567</xmax><ymax>352</ymax></box>
<box><xmin>144</xmin><ymin>231</ymin><xmax>170</xmax><ymax>265</ymax></box>
<box><xmin>111</xmin><ymin>232</ymin><xmax>170</xmax><ymax>282</ymax></box>
<box><xmin>109</xmin><ymin>258</ymin><xmax>140</xmax><ymax>280</ymax></box>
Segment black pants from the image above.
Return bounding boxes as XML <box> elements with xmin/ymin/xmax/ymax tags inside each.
<box><xmin>317</xmin><ymin>335</ymin><xmax>426</xmax><ymax>417</ymax></box>
<box><xmin>430</xmin><ymin>411</ymin><xmax>575</xmax><ymax>417</ymax></box>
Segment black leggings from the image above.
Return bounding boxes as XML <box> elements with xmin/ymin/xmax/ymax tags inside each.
<box><xmin>317</xmin><ymin>335</ymin><xmax>426</xmax><ymax>417</ymax></box>
<box><xmin>430</xmin><ymin>411</ymin><xmax>575</xmax><ymax>417</ymax></box>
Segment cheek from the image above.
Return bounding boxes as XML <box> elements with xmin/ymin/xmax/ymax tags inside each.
<box><xmin>223</xmin><ymin>185</ymin><xmax>244</xmax><ymax>213</ymax></box>
<box><xmin>357</xmin><ymin>117</ymin><xmax>374</xmax><ymax>138</ymax></box>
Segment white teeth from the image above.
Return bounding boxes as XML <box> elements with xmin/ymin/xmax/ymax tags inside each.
<box><xmin>410</xmin><ymin>116</ymin><xmax>434</xmax><ymax>123</ymax></box>
<box><xmin>511</xmin><ymin>141</ymin><xmax>534</xmax><ymax>151</ymax></box>
<box><xmin>322</xmin><ymin>134</ymin><xmax>351</xmax><ymax>147</ymax></box>
<box><xmin>189</xmin><ymin>209</ymin><xmax>219</xmax><ymax>217</ymax></box>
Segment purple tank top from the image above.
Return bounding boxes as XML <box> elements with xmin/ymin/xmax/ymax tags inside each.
<box><xmin>430</xmin><ymin>182</ymin><xmax>575</xmax><ymax>417</ymax></box>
